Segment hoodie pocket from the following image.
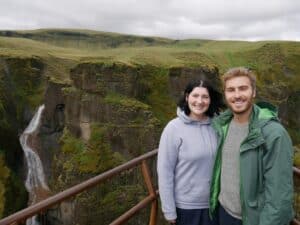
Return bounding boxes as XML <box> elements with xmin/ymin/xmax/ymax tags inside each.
<box><xmin>177</xmin><ymin>179</ymin><xmax>210</xmax><ymax>203</ymax></box>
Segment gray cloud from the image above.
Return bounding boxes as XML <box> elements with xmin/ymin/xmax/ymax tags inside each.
<box><xmin>0</xmin><ymin>0</ymin><xmax>299</xmax><ymax>40</ymax></box>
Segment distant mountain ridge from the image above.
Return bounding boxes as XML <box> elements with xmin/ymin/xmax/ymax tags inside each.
<box><xmin>0</xmin><ymin>29</ymin><xmax>175</xmax><ymax>49</ymax></box>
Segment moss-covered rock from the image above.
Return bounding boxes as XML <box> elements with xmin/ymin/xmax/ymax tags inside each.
<box><xmin>0</xmin><ymin>56</ymin><xmax>46</xmax><ymax>216</ymax></box>
<box><xmin>0</xmin><ymin>30</ymin><xmax>299</xmax><ymax>223</ymax></box>
<box><xmin>0</xmin><ymin>151</ymin><xmax>27</xmax><ymax>218</ymax></box>
<box><xmin>0</xmin><ymin>152</ymin><xmax>9</xmax><ymax>217</ymax></box>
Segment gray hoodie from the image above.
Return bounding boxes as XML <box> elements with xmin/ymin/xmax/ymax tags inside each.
<box><xmin>157</xmin><ymin>109</ymin><xmax>217</xmax><ymax>220</ymax></box>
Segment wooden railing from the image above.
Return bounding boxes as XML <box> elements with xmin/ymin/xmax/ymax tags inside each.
<box><xmin>0</xmin><ymin>149</ymin><xmax>299</xmax><ymax>225</ymax></box>
<box><xmin>0</xmin><ymin>149</ymin><xmax>159</xmax><ymax>225</ymax></box>
<box><xmin>292</xmin><ymin>167</ymin><xmax>300</xmax><ymax>225</ymax></box>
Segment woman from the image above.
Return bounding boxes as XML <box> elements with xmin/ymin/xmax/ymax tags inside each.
<box><xmin>157</xmin><ymin>79</ymin><xmax>223</xmax><ymax>225</ymax></box>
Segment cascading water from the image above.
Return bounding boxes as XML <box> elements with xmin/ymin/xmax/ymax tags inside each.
<box><xmin>20</xmin><ymin>105</ymin><xmax>50</xmax><ymax>225</ymax></box>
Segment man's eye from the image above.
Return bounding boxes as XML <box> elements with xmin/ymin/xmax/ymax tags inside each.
<box><xmin>240</xmin><ymin>86</ymin><xmax>249</xmax><ymax>91</ymax></box>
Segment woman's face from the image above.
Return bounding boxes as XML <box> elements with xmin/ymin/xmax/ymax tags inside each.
<box><xmin>186</xmin><ymin>87</ymin><xmax>211</xmax><ymax>120</ymax></box>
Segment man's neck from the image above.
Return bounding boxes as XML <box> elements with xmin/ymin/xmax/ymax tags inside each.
<box><xmin>232</xmin><ymin>106</ymin><xmax>253</xmax><ymax>124</ymax></box>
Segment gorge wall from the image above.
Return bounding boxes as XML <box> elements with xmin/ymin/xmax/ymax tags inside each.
<box><xmin>0</xmin><ymin>30</ymin><xmax>299</xmax><ymax>224</ymax></box>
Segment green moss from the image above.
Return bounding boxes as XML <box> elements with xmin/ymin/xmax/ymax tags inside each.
<box><xmin>0</xmin><ymin>57</ymin><xmax>45</xmax><ymax>132</ymax></box>
<box><xmin>0</xmin><ymin>153</ymin><xmax>10</xmax><ymax>218</ymax></box>
<box><xmin>294</xmin><ymin>145</ymin><xmax>300</xmax><ymax>167</ymax></box>
<box><xmin>104</xmin><ymin>92</ymin><xmax>150</xmax><ymax>110</ymax></box>
<box><xmin>0</xmin><ymin>152</ymin><xmax>27</xmax><ymax>218</ymax></box>
<box><xmin>59</xmin><ymin>125</ymin><xmax>124</xmax><ymax>176</ymax></box>
<box><xmin>135</xmin><ymin>65</ymin><xmax>176</xmax><ymax>125</ymax></box>
<box><xmin>172</xmin><ymin>51</ymin><xmax>217</xmax><ymax>68</ymax></box>
<box><xmin>61</xmin><ymin>129</ymin><xmax>85</xmax><ymax>154</ymax></box>
<box><xmin>98</xmin><ymin>184</ymin><xmax>145</xmax><ymax>220</ymax></box>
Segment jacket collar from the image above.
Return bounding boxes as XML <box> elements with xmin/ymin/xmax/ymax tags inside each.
<box><xmin>213</xmin><ymin>102</ymin><xmax>278</xmax><ymax>129</ymax></box>
<box><xmin>212</xmin><ymin>103</ymin><xmax>278</xmax><ymax>152</ymax></box>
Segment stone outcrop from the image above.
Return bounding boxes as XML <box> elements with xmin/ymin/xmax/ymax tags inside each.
<box><xmin>63</xmin><ymin>62</ymin><xmax>162</xmax><ymax>156</ymax></box>
<box><xmin>0</xmin><ymin>49</ymin><xmax>299</xmax><ymax>224</ymax></box>
<box><xmin>0</xmin><ymin>56</ymin><xmax>45</xmax><ymax>217</ymax></box>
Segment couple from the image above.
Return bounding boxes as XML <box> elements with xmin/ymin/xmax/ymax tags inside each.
<box><xmin>157</xmin><ymin>67</ymin><xmax>294</xmax><ymax>225</ymax></box>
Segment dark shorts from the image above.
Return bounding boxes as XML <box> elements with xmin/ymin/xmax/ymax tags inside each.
<box><xmin>176</xmin><ymin>208</ymin><xmax>218</xmax><ymax>225</ymax></box>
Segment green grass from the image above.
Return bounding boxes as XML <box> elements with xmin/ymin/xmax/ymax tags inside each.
<box><xmin>0</xmin><ymin>30</ymin><xmax>299</xmax><ymax>72</ymax></box>
<box><xmin>0</xmin><ymin>29</ymin><xmax>299</xmax><ymax>138</ymax></box>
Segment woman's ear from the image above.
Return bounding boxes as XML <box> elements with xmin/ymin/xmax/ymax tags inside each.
<box><xmin>185</xmin><ymin>94</ymin><xmax>189</xmax><ymax>103</ymax></box>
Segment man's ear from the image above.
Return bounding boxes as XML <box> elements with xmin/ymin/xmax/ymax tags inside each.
<box><xmin>252</xmin><ymin>88</ymin><xmax>256</xmax><ymax>98</ymax></box>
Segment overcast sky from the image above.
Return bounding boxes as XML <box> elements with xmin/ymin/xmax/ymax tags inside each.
<box><xmin>0</xmin><ymin>0</ymin><xmax>299</xmax><ymax>41</ymax></box>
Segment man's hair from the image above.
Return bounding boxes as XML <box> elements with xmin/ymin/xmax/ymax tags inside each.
<box><xmin>222</xmin><ymin>67</ymin><xmax>256</xmax><ymax>90</ymax></box>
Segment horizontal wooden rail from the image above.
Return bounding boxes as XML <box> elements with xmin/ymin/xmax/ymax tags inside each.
<box><xmin>294</xmin><ymin>167</ymin><xmax>300</xmax><ymax>177</ymax></box>
<box><xmin>110</xmin><ymin>190</ymin><xmax>159</xmax><ymax>225</ymax></box>
<box><xmin>291</xmin><ymin>219</ymin><xmax>300</xmax><ymax>225</ymax></box>
<box><xmin>292</xmin><ymin>166</ymin><xmax>300</xmax><ymax>225</ymax></box>
<box><xmin>0</xmin><ymin>149</ymin><xmax>158</xmax><ymax>225</ymax></box>
<box><xmin>1</xmin><ymin>151</ymin><xmax>299</xmax><ymax>225</ymax></box>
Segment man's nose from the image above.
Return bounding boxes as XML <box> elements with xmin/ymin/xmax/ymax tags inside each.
<box><xmin>233</xmin><ymin>90</ymin><xmax>242</xmax><ymax>98</ymax></box>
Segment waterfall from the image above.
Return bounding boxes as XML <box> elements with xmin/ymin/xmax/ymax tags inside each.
<box><xmin>20</xmin><ymin>105</ymin><xmax>49</xmax><ymax>225</ymax></box>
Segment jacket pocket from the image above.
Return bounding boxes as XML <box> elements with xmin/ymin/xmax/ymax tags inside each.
<box><xmin>248</xmin><ymin>200</ymin><xmax>258</xmax><ymax>208</ymax></box>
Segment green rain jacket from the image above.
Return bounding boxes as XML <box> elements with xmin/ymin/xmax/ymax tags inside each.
<box><xmin>209</xmin><ymin>103</ymin><xmax>294</xmax><ymax>225</ymax></box>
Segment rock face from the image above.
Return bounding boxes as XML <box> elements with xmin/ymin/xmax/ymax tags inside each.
<box><xmin>39</xmin><ymin>81</ymin><xmax>68</xmax><ymax>180</ymax></box>
<box><xmin>0</xmin><ymin>56</ymin><xmax>45</xmax><ymax>217</ymax></box>
<box><xmin>36</xmin><ymin>62</ymin><xmax>221</xmax><ymax>225</ymax></box>
<box><xmin>63</xmin><ymin>62</ymin><xmax>161</xmax><ymax>156</ymax></box>
<box><xmin>0</xmin><ymin>29</ymin><xmax>300</xmax><ymax>224</ymax></box>
<box><xmin>278</xmin><ymin>90</ymin><xmax>300</xmax><ymax>142</ymax></box>
<box><xmin>0</xmin><ymin>53</ymin><xmax>299</xmax><ymax>224</ymax></box>
<box><xmin>168</xmin><ymin>66</ymin><xmax>221</xmax><ymax>100</ymax></box>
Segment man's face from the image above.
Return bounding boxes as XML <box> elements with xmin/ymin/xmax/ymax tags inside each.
<box><xmin>224</xmin><ymin>76</ymin><xmax>256</xmax><ymax>116</ymax></box>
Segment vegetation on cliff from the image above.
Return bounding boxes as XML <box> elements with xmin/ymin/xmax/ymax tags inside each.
<box><xmin>49</xmin><ymin>125</ymin><xmax>151</xmax><ymax>224</ymax></box>
<box><xmin>0</xmin><ymin>29</ymin><xmax>299</xmax><ymax>221</ymax></box>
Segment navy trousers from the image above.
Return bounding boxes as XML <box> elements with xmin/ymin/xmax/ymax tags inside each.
<box><xmin>176</xmin><ymin>208</ymin><xmax>218</xmax><ymax>225</ymax></box>
<box><xmin>217</xmin><ymin>204</ymin><xmax>242</xmax><ymax>225</ymax></box>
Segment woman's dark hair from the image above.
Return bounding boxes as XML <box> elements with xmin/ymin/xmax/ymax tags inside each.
<box><xmin>177</xmin><ymin>79</ymin><xmax>224</xmax><ymax>117</ymax></box>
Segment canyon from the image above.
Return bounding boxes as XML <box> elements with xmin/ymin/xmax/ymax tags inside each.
<box><xmin>0</xmin><ymin>29</ymin><xmax>299</xmax><ymax>224</ymax></box>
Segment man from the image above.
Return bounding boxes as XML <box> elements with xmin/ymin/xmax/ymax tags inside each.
<box><xmin>209</xmin><ymin>67</ymin><xmax>294</xmax><ymax>225</ymax></box>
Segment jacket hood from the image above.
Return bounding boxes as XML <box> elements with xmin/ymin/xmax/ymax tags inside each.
<box><xmin>213</xmin><ymin>102</ymin><xmax>278</xmax><ymax>129</ymax></box>
<box><xmin>177</xmin><ymin>107</ymin><xmax>211</xmax><ymax>125</ymax></box>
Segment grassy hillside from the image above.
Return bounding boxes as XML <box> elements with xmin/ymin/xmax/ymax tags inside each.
<box><xmin>0</xmin><ymin>30</ymin><xmax>299</xmax><ymax>108</ymax></box>
<box><xmin>0</xmin><ymin>29</ymin><xmax>298</xmax><ymax>70</ymax></box>
<box><xmin>0</xmin><ymin>29</ymin><xmax>299</xmax><ymax>136</ymax></box>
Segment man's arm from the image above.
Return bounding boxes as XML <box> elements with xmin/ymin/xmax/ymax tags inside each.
<box><xmin>259</xmin><ymin>127</ymin><xmax>294</xmax><ymax>225</ymax></box>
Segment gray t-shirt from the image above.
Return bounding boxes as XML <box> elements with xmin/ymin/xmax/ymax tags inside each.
<box><xmin>218</xmin><ymin>120</ymin><xmax>249</xmax><ymax>219</ymax></box>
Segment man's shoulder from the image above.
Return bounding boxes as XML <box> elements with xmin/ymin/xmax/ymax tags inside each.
<box><xmin>261</xmin><ymin>119</ymin><xmax>290</xmax><ymax>140</ymax></box>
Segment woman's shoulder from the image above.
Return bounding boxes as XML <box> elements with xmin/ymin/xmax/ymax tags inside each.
<box><xmin>161</xmin><ymin>117</ymin><xmax>184</xmax><ymax>134</ymax></box>
<box><xmin>164</xmin><ymin>117</ymin><xmax>183</xmax><ymax>129</ymax></box>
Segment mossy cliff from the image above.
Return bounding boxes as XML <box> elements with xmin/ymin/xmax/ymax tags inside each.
<box><xmin>0</xmin><ymin>56</ymin><xmax>45</xmax><ymax>217</ymax></box>
<box><xmin>0</xmin><ymin>29</ymin><xmax>299</xmax><ymax>223</ymax></box>
<box><xmin>45</xmin><ymin>61</ymin><xmax>220</xmax><ymax>224</ymax></box>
